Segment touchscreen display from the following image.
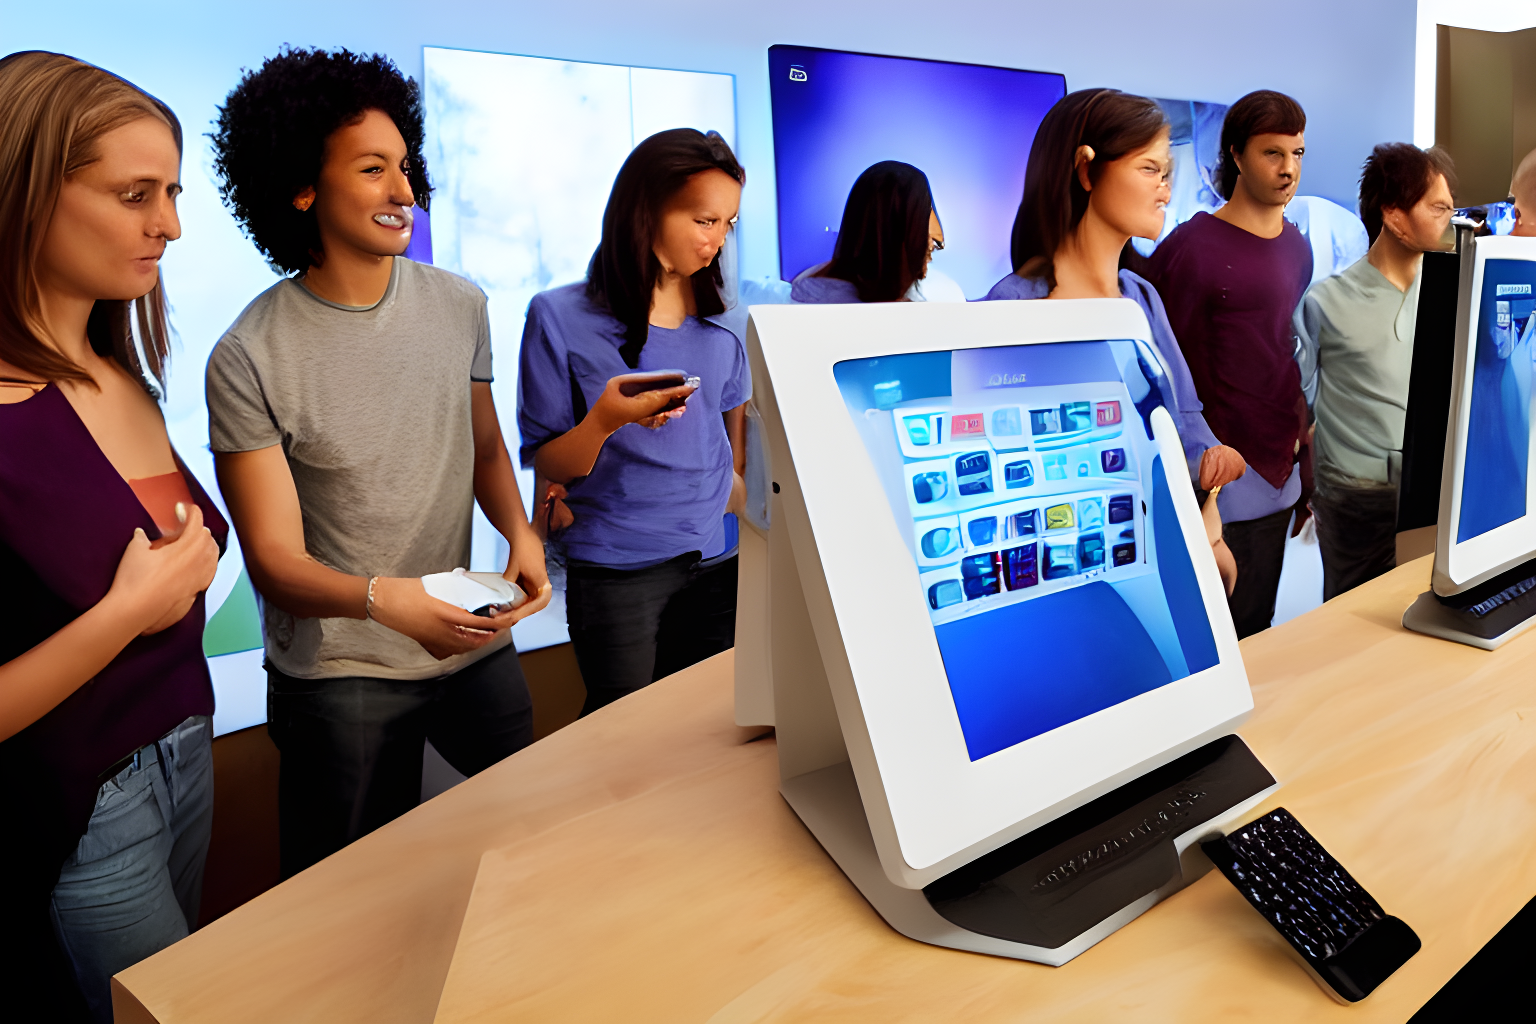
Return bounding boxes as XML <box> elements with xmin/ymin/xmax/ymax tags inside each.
<box><xmin>834</xmin><ymin>341</ymin><xmax>1219</xmax><ymax>760</ymax></box>
<box><xmin>1458</xmin><ymin>258</ymin><xmax>1536</xmax><ymax>542</ymax></box>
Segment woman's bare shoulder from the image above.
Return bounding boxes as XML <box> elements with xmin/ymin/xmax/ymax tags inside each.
<box><xmin>0</xmin><ymin>358</ymin><xmax>46</xmax><ymax>405</ymax></box>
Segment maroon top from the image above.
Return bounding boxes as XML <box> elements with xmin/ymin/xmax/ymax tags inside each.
<box><xmin>0</xmin><ymin>382</ymin><xmax>226</xmax><ymax>915</ymax></box>
<box><xmin>1148</xmin><ymin>212</ymin><xmax>1313</xmax><ymax>489</ymax></box>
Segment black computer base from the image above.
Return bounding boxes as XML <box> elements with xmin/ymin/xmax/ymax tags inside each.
<box><xmin>1403</xmin><ymin>555</ymin><xmax>1536</xmax><ymax>650</ymax></box>
<box><xmin>782</xmin><ymin>735</ymin><xmax>1277</xmax><ymax>965</ymax></box>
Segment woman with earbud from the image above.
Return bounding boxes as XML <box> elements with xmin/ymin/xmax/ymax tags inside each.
<box><xmin>985</xmin><ymin>88</ymin><xmax>1247</xmax><ymax>590</ymax></box>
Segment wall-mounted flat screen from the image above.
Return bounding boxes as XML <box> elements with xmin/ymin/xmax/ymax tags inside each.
<box><xmin>422</xmin><ymin>45</ymin><xmax>735</xmax><ymax>647</ymax></box>
<box><xmin>767</xmin><ymin>45</ymin><xmax>1064</xmax><ymax>299</ymax></box>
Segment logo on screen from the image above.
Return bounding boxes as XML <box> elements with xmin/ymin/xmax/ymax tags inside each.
<box><xmin>788</xmin><ymin>66</ymin><xmax>808</xmax><ymax>82</ymax></box>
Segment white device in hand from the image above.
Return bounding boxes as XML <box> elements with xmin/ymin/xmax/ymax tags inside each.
<box><xmin>421</xmin><ymin>568</ymin><xmax>527</xmax><ymax>617</ymax></box>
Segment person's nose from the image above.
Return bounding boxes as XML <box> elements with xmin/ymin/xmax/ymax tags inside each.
<box><xmin>150</xmin><ymin>189</ymin><xmax>182</xmax><ymax>242</ymax></box>
<box><xmin>389</xmin><ymin>164</ymin><xmax>415</xmax><ymax>208</ymax></box>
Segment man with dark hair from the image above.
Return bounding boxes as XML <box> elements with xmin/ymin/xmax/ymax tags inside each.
<box><xmin>205</xmin><ymin>48</ymin><xmax>551</xmax><ymax>876</ymax></box>
<box><xmin>1297</xmin><ymin>144</ymin><xmax>1455</xmax><ymax>598</ymax></box>
<box><xmin>1148</xmin><ymin>90</ymin><xmax>1314</xmax><ymax>638</ymax></box>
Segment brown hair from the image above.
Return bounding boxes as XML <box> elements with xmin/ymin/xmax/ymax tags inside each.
<box><xmin>1217</xmin><ymin>90</ymin><xmax>1306</xmax><ymax>201</ymax></box>
<box><xmin>1358</xmin><ymin>143</ymin><xmax>1457</xmax><ymax>245</ymax></box>
<box><xmin>818</xmin><ymin>160</ymin><xmax>935</xmax><ymax>302</ymax></box>
<box><xmin>0</xmin><ymin>50</ymin><xmax>182</xmax><ymax>391</ymax></box>
<box><xmin>1010</xmin><ymin>89</ymin><xmax>1167</xmax><ymax>288</ymax></box>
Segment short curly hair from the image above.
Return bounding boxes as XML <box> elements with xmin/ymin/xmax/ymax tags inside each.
<box><xmin>211</xmin><ymin>47</ymin><xmax>430</xmax><ymax>276</ymax></box>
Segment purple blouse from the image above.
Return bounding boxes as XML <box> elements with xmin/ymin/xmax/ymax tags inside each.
<box><xmin>0</xmin><ymin>383</ymin><xmax>225</xmax><ymax>910</ymax></box>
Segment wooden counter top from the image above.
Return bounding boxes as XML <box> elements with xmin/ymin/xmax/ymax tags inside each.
<box><xmin>114</xmin><ymin>555</ymin><xmax>1536</xmax><ymax>1022</ymax></box>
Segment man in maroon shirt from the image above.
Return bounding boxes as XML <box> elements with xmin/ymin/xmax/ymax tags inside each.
<box><xmin>1149</xmin><ymin>91</ymin><xmax>1313</xmax><ymax>638</ymax></box>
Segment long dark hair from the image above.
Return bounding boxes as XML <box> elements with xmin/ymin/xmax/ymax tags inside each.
<box><xmin>1217</xmin><ymin>90</ymin><xmax>1305</xmax><ymax>201</ymax></box>
<box><xmin>1009</xmin><ymin>89</ymin><xmax>1166</xmax><ymax>288</ymax></box>
<box><xmin>587</xmin><ymin>128</ymin><xmax>743</xmax><ymax>368</ymax></box>
<box><xmin>817</xmin><ymin>160</ymin><xmax>935</xmax><ymax>302</ymax></box>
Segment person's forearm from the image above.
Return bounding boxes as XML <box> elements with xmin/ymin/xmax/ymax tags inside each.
<box><xmin>0</xmin><ymin>596</ymin><xmax>143</xmax><ymax>742</ymax></box>
<box><xmin>474</xmin><ymin>448</ymin><xmax>539</xmax><ymax>557</ymax></box>
<box><xmin>246</xmin><ymin>551</ymin><xmax>368</xmax><ymax>621</ymax></box>
<box><xmin>533</xmin><ymin>416</ymin><xmax>615</xmax><ymax>484</ymax></box>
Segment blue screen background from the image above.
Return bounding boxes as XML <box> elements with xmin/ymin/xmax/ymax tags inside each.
<box><xmin>1458</xmin><ymin>258</ymin><xmax>1536</xmax><ymax>543</ymax></box>
<box><xmin>835</xmin><ymin>344</ymin><xmax>1219</xmax><ymax>761</ymax></box>
<box><xmin>768</xmin><ymin>46</ymin><xmax>1065</xmax><ymax>298</ymax></box>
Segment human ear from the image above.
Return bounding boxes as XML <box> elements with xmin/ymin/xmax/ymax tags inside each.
<box><xmin>293</xmin><ymin>187</ymin><xmax>316</xmax><ymax>212</ymax></box>
<box><xmin>1074</xmin><ymin>145</ymin><xmax>1096</xmax><ymax>191</ymax></box>
<box><xmin>1379</xmin><ymin>206</ymin><xmax>1410</xmax><ymax>245</ymax></box>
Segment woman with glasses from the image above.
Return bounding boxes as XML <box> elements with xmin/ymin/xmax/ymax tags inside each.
<box><xmin>791</xmin><ymin>160</ymin><xmax>947</xmax><ymax>303</ymax></box>
<box><xmin>984</xmin><ymin>88</ymin><xmax>1247</xmax><ymax>592</ymax></box>
<box><xmin>518</xmin><ymin>128</ymin><xmax>749</xmax><ymax>714</ymax></box>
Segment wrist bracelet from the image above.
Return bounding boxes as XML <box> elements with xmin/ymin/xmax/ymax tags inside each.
<box><xmin>366</xmin><ymin>576</ymin><xmax>380</xmax><ymax>620</ymax></box>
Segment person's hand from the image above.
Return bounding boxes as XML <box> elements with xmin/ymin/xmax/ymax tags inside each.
<box><xmin>1291</xmin><ymin>499</ymin><xmax>1314</xmax><ymax>539</ymax></box>
<box><xmin>591</xmin><ymin>376</ymin><xmax>697</xmax><ymax>435</ymax></box>
<box><xmin>367</xmin><ymin>576</ymin><xmax>507</xmax><ymax>661</ymax></box>
<box><xmin>106</xmin><ymin>504</ymin><xmax>221</xmax><ymax>635</ymax></box>
<box><xmin>501</xmin><ymin>534</ymin><xmax>553</xmax><ymax>626</ymax></box>
<box><xmin>534</xmin><ymin>481</ymin><xmax>575</xmax><ymax>541</ymax></box>
<box><xmin>1199</xmin><ymin>445</ymin><xmax>1246</xmax><ymax>491</ymax></box>
<box><xmin>727</xmin><ymin>471</ymin><xmax>747</xmax><ymax>516</ymax></box>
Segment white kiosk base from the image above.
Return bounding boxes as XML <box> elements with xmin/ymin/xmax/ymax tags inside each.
<box><xmin>783</xmin><ymin>748</ymin><xmax>1276</xmax><ymax>965</ymax></box>
<box><xmin>1403</xmin><ymin>555</ymin><xmax>1536</xmax><ymax>650</ymax></box>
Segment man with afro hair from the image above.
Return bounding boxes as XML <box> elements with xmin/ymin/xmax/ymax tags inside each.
<box><xmin>206</xmin><ymin>48</ymin><xmax>551</xmax><ymax>876</ymax></box>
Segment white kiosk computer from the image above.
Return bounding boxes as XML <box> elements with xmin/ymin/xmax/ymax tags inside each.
<box><xmin>1405</xmin><ymin>234</ymin><xmax>1536</xmax><ymax>648</ymax></box>
<box><xmin>737</xmin><ymin>299</ymin><xmax>1278</xmax><ymax>965</ymax></box>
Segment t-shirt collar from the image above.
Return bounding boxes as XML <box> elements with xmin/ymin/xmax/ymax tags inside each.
<box><xmin>294</xmin><ymin>255</ymin><xmax>403</xmax><ymax>313</ymax></box>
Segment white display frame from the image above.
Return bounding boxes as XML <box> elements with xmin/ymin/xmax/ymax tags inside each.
<box><xmin>751</xmin><ymin>299</ymin><xmax>1253</xmax><ymax>888</ymax></box>
<box><xmin>1434</xmin><ymin>235</ymin><xmax>1536</xmax><ymax>596</ymax></box>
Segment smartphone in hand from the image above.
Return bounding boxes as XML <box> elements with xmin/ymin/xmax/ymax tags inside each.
<box><xmin>615</xmin><ymin>370</ymin><xmax>700</xmax><ymax>412</ymax></box>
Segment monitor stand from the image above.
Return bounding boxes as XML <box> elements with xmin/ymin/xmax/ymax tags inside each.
<box><xmin>782</xmin><ymin>735</ymin><xmax>1276</xmax><ymax>966</ymax></box>
<box><xmin>760</xmin><ymin>484</ymin><xmax>1278</xmax><ymax>966</ymax></box>
<box><xmin>1403</xmin><ymin>554</ymin><xmax>1536</xmax><ymax>650</ymax></box>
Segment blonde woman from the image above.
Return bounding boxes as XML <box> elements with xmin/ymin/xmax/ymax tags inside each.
<box><xmin>0</xmin><ymin>51</ymin><xmax>221</xmax><ymax>1020</ymax></box>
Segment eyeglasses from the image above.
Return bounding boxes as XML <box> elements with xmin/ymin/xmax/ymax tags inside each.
<box><xmin>928</xmin><ymin>236</ymin><xmax>945</xmax><ymax>254</ymax></box>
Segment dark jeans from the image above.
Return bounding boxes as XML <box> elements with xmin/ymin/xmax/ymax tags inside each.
<box><xmin>566</xmin><ymin>552</ymin><xmax>738</xmax><ymax>716</ymax></box>
<box><xmin>267</xmin><ymin>642</ymin><xmax>532</xmax><ymax>878</ymax></box>
<box><xmin>1313</xmin><ymin>478</ymin><xmax>1398</xmax><ymax>601</ymax></box>
<box><xmin>1223</xmin><ymin>507</ymin><xmax>1293</xmax><ymax>639</ymax></box>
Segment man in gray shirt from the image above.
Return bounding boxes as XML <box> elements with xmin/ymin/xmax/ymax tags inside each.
<box><xmin>1296</xmin><ymin>144</ymin><xmax>1455</xmax><ymax>599</ymax></box>
<box><xmin>207</xmin><ymin>49</ymin><xmax>550</xmax><ymax>875</ymax></box>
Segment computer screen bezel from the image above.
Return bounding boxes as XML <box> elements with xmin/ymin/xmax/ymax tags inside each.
<box><xmin>750</xmin><ymin>300</ymin><xmax>1253</xmax><ymax>886</ymax></box>
<box><xmin>1433</xmin><ymin>235</ymin><xmax>1536</xmax><ymax>596</ymax></box>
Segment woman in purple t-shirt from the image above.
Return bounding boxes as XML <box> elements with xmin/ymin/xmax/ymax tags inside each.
<box><xmin>519</xmin><ymin>130</ymin><xmax>750</xmax><ymax>715</ymax></box>
<box><xmin>0</xmin><ymin>53</ymin><xmax>223</xmax><ymax>1019</ymax></box>
<box><xmin>790</xmin><ymin>160</ymin><xmax>945</xmax><ymax>304</ymax></box>
<box><xmin>983</xmin><ymin>88</ymin><xmax>1247</xmax><ymax>592</ymax></box>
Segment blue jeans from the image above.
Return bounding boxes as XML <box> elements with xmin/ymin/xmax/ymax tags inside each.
<box><xmin>50</xmin><ymin>715</ymin><xmax>213</xmax><ymax>1023</ymax></box>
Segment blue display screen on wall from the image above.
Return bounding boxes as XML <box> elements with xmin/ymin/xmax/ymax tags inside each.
<box><xmin>768</xmin><ymin>46</ymin><xmax>1065</xmax><ymax>299</ymax></box>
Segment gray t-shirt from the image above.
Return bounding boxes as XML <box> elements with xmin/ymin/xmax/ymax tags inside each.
<box><xmin>1295</xmin><ymin>255</ymin><xmax>1421</xmax><ymax>487</ymax></box>
<box><xmin>206</xmin><ymin>257</ymin><xmax>511</xmax><ymax>679</ymax></box>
